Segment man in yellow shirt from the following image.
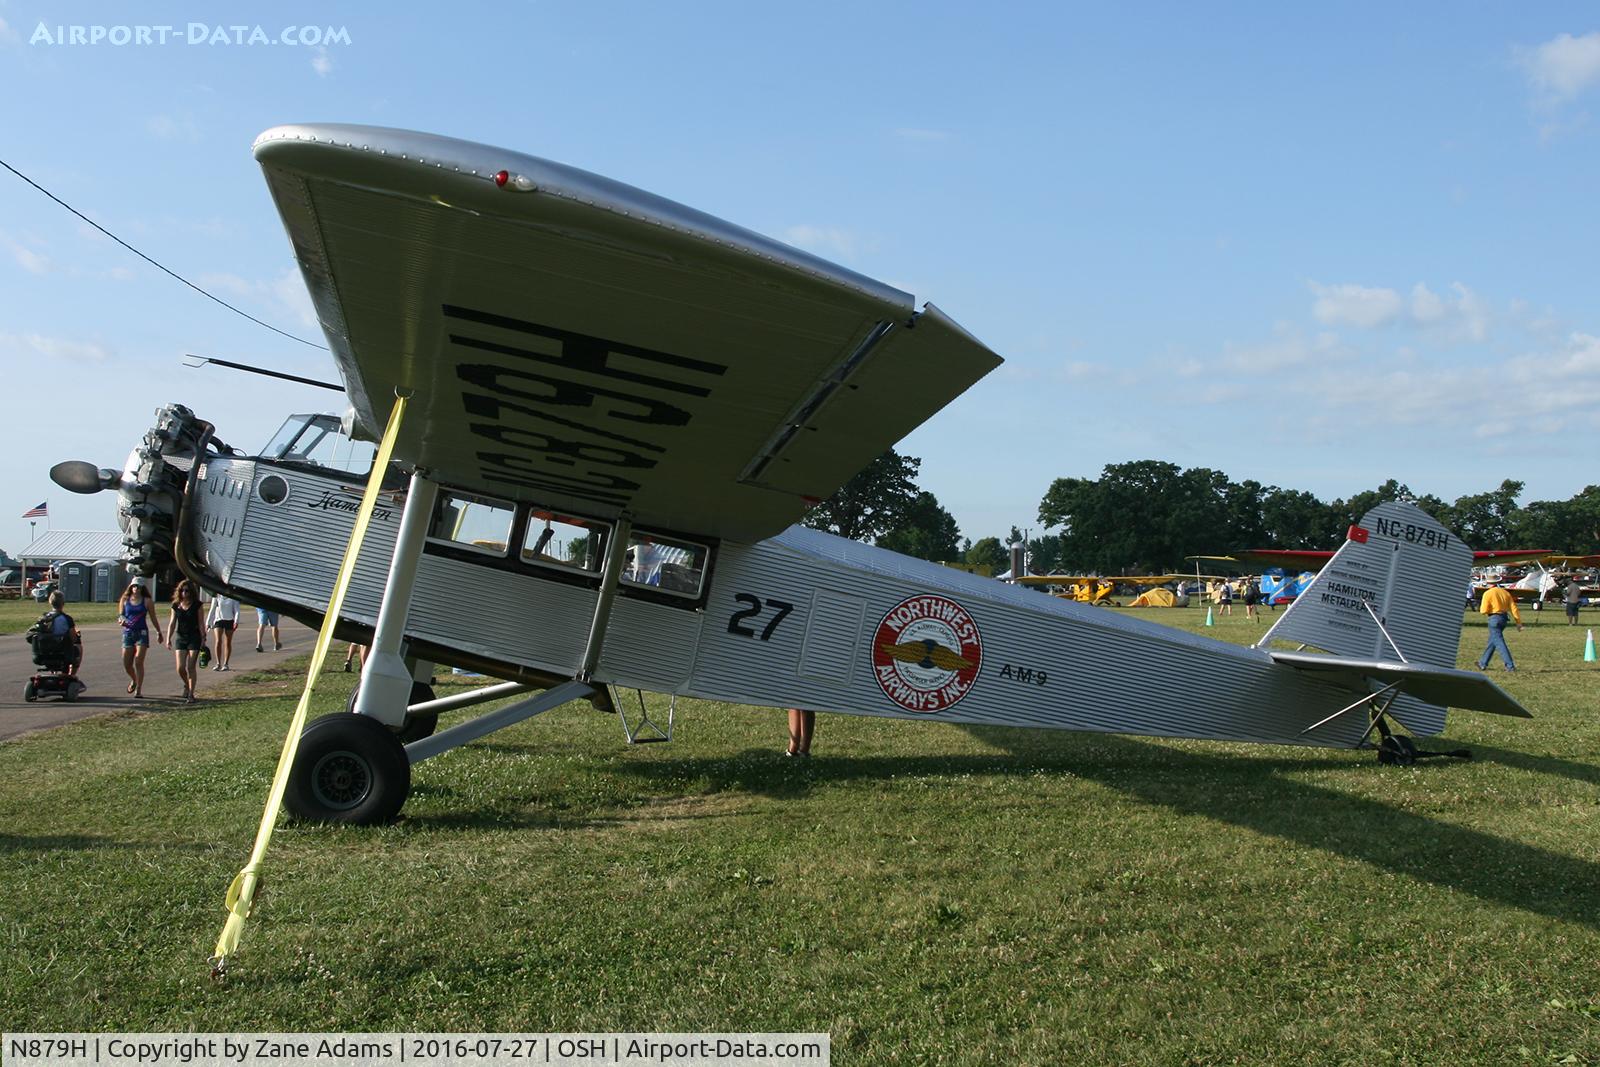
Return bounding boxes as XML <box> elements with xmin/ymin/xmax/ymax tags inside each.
<box><xmin>1476</xmin><ymin>584</ymin><xmax>1523</xmax><ymax>671</ymax></box>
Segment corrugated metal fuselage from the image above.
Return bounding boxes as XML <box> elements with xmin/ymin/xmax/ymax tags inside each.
<box><xmin>187</xmin><ymin>455</ymin><xmax>1385</xmax><ymax>749</ymax></box>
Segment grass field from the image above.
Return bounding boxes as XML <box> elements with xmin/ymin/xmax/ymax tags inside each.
<box><xmin>0</xmin><ymin>599</ymin><xmax>120</xmax><ymax>634</ymax></box>
<box><xmin>1</xmin><ymin>606</ymin><xmax>1596</xmax><ymax>1062</ymax></box>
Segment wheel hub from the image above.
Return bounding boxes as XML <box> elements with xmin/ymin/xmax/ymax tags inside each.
<box><xmin>310</xmin><ymin>750</ymin><xmax>371</xmax><ymax>809</ymax></box>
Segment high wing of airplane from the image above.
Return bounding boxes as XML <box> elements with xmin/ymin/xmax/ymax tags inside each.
<box><xmin>53</xmin><ymin>125</ymin><xmax>1530</xmax><ymax>847</ymax></box>
<box><xmin>252</xmin><ymin>124</ymin><xmax>1000</xmax><ymax>545</ymax></box>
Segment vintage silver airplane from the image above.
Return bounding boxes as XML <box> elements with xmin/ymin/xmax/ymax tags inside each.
<box><xmin>52</xmin><ymin>124</ymin><xmax>1529</xmax><ymax>826</ymax></box>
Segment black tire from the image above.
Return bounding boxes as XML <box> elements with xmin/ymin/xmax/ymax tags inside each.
<box><xmin>23</xmin><ymin>680</ymin><xmax>36</xmax><ymax>702</ymax></box>
<box><xmin>285</xmin><ymin>713</ymin><xmax>411</xmax><ymax>825</ymax></box>
<box><xmin>345</xmin><ymin>680</ymin><xmax>439</xmax><ymax>743</ymax></box>
<box><xmin>63</xmin><ymin>680</ymin><xmax>77</xmax><ymax>703</ymax></box>
<box><xmin>1377</xmin><ymin>734</ymin><xmax>1418</xmax><ymax>766</ymax></box>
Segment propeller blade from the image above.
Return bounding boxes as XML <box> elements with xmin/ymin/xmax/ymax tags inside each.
<box><xmin>50</xmin><ymin>460</ymin><xmax>115</xmax><ymax>495</ymax></box>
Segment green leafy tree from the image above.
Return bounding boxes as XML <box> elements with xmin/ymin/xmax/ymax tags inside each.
<box><xmin>1260</xmin><ymin>487</ymin><xmax>1341</xmax><ymax>547</ymax></box>
<box><xmin>1028</xmin><ymin>533</ymin><xmax>1065</xmax><ymax>574</ymax></box>
<box><xmin>1506</xmin><ymin>486</ymin><xmax>1600</xmax><ymax>553</ymax></box>
<box><xmin>964</xmin><ymin>537</ymin><xmax>1008</xmax><ymax>575</ymax></box>
<box><xmin>1445</xmin><ymin>480</ymin><xmax>1524</xmax><ymax>547</ymax></box>
<box><xmin>877</xmin><ymin>491</ymin><xmax>962</xmax><ymax>561</ymax></box>
<box><xmin>1038</xmin><ymin>460</ymin><xmax>1201</xmax><ymax>571</ymax></box>
<box><xmin>1328</xmin><ymin>479</ymin><xmax>1414</xmax><ymax>531</ymax></box>
<box><xmin>803</xmin><ymin>450</ymin><xmax>921</xmax><ymax>543</ymax></box>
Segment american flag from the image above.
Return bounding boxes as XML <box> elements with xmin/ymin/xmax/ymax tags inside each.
<box><xmin>21</xmin><ymin>502</ymin><xmax>48</xmax><ymax>519</ymax></box>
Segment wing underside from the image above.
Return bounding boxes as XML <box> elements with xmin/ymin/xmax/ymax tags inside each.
<box><xmin>254</xmin><ymin>124</ymin><xmax>1002</xmax><ymax>543</ymax></box>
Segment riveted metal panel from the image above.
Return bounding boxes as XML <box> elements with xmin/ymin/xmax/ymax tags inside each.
<box><xmin>687</xmin><ymin>527</ymin><xmax>1390</xmax><ymax>746</ymax></box>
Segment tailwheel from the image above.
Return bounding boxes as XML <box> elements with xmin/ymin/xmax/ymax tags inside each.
<box><xmin>285</xmin><ymin>713</ymin><xmax>411</xmax><ymax>825</ymax></box>
<box><xmin>1376</xmin><ymin>733</ymin><xmax>1419</xmax><ymax>766</ymax></box>
<box><xmin>346</xmin><ymin>680</ymin><xmax>439</xmax><ymax>743</ymax></box>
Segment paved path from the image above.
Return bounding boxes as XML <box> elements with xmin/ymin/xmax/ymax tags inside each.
<box><xmin>0</xmin><ymin>617</ymin><xmax>320</xmax><ymax>742</ymax></box>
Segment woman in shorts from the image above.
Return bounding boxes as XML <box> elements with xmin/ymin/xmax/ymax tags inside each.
<box><xmin>206</xmin><ymin>594</ymin><xmax>240</xmax><ymax>671</ymax></box>
<box><xmin>117</xmin><ymin>581</ymin><xmax>162</xmax><ymax>698</ymax></box>
<box><xmin>165</xmin><ymin>580</ymin><xmax>203</xmax><ymax>702</ymax></box>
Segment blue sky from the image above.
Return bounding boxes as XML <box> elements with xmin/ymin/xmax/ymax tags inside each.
<box><xmin>4</xmin><ymin>3</ymin><xmax>1600</xmax><ymax>555</ymax></box>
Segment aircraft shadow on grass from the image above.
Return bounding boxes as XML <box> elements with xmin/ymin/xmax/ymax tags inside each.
<box><xmin>0</xmin><ymin>831</ymin><xmax>212</xmax><ymax>856</ymax></box>
<box><xmin>504</xmin><ymin>726</ymin><xmax>1598</xmax><ymax>932</ymax></box>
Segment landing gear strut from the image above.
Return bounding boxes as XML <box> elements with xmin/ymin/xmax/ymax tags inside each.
<box><xmin>346</xmin><ymin>680</ymin><xmax>439</xmax><ymax>743</ymax></box>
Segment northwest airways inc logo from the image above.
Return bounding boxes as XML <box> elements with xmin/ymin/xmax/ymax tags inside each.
<box><xmin>870</xmin><ymin>594</ymin><xmax>983</xmax><ymax>713</ymax></box>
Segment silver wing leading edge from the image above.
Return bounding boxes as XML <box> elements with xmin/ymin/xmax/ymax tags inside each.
<box><xmin>254</xmin><ymin>124</ymin><xmax>1002</xmax><ymax>543</ymax></box>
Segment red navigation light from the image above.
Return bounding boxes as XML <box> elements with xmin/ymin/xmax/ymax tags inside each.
<box><xmin>494</xmin><ymin>170</ymin><xmax>509</xmax><ymax>188</ymax></box>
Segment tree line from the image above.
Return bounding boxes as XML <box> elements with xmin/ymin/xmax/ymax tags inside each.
<box><xmin>802</xmin><ymin>452</ymin><xmax>1600</xmax><ymax>574</ymax></box>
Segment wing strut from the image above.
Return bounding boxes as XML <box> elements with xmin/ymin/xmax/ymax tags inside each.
<box><xmin>578</xmin><ymin>516</ymin><xmax>632</xmax><ymax>682</ymax></box>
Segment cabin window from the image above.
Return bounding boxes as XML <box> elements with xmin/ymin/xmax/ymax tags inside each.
<box><xmin>622</xmin><ymin>532</ymin><xmax>710</xmax><ymax>597</ymax></box>
<box><xmin>429</xmin><ymin>491</ymin><xmax>515</xmax><ymax>556</ymax></box>
<box><xmin>261</xmin><ymin>413</ymin><xmax>376</xmax><ymax>475</ymax></box>
<box><xmin>521</xmin><ymin>512</ymin><xmax>608</xmax><ymax>574</ymax></box>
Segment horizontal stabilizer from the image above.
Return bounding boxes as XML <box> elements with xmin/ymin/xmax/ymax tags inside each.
<box><xmin>1270</xmin><ymin>651</ymin><xmax>1531</xmax><ymax>719</ymax></box>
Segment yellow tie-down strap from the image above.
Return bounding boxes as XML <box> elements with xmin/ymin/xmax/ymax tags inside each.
<box><xmin>211</xmin><ymin>394</ymin><xmax>408</xmax><ymax>976</ymax></box>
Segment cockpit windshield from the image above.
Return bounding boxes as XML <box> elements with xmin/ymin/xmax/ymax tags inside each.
<box><xmin>261</xmin><ymin>414</ymin><xmax>376</xmax><ymax>475</ymax></box>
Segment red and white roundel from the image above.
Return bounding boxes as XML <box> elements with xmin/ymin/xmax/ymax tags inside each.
<box><xmin>870</xmin><ymin>594</ymin><xmax>983</xmax><ymax>713</ymax></box>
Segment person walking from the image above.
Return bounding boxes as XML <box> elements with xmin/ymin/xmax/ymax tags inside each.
<box><xmin>166</xmin><ymin>580</ymin><xmax>204</xmax><ymax>701</ymax></box>
<box><xmin>1243</xmin><ymin>579</ymin><xmax>1261</xmax><ymax>623</ymax></box>
<box><xmin>117</xmin><ymin>581</ymin><xmax>162</xmax><ymax>698</ymax></box>
<box><xmin>1564</xmin><ymin>579</ymin><xmax>1583</xmax><ymax>626</ymax></box>
<box><xmin>206</xmin><ymin>594</ymin><xmax>241</xmax><ymax>671</ymax></box>
<box><xmin>1476</xmin><ymin>583</ymin><xmax>1523</xmax><ymax>672</ymax></box>
<box><xmin>254</xmin><ymin>606</ymin><xmax>282</xmax><ymax>652</ymax></box>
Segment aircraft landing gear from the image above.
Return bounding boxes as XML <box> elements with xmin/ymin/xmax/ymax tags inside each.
<box><xmin>285</xmin><ymin>713</ymin><xmax>411</xmax><ymax>825</ymax></box>
<box><xmin>1376</xmin><ymin>733</ymin><xmax>1419</xmax><ymax>765</ymax></box>
<box><xmin>1371</xmin><ymin>715</ymin><xmax>1472</xmax><ymax>766</ymax></box>
<box><xmin>346</xmin><ymin>680</ymin><xmax>439</xmax><ymax>743</ymax></box>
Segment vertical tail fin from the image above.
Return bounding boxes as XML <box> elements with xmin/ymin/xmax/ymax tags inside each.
<box><xmin>1257</xmin><ymin>500</ymin><xmax>1472</xmax><ymax>735</ymax></box>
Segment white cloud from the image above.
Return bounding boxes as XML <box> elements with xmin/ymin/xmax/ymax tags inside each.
<box><xmin>1451</xmin><ymin>282</ymin><xmax>1489</xmax><ymax>342</ymax></box>
<box><xmin>1410</xmin><ymin>282</ymin><xmax>1446</xmax><ymax>324</ymax></box>
<box><xmin>1516</xmin><ymin>31</ymin><xmax>1600</xmax><ymax>100</ymax></box>
<box><xmin>195</xmin><ymin>267</ymin><xmax>320</xmax><ymax>331</ymax></box>
<box><xmin>781</xmin><ymin>224</ymin><xmax>869</xmax><ymax>261</ymax></box>
<box><xmin>0</xmin><ymin>332</ymin><xmax>111</xmax><ymax>365</ymax></box>
<box><xmin>272</xmin><ymin>266</ymin><xmax>319</xmax><ymax>330</ymax></box>
<box><xmin>1176</xmin><ymin>324</ymin><xmax>1600</xmax><ymax>444</ymax></box>
<box><xmin>1220</xmin><ymin>329</ymin><xmax>1315</xmax><ymax>373</ymax></box>
<box><xmin>1311</xmin><ymin>279</ymin><xmax>1489</xmax><ymax>340</ymax></box>
<box><xmin>1310</xmin><ymin>282</ymin><xmax>1403</xmax><ymax>329</ymax></box>
<box><xmin>311</xmin><ymin>47</ymin><xmax>333</xmax><ymax>77</ymax></box>
<box><xmin>3</xmin><ymin>234</ymin><xmax>51</xmax><ymax>274</ymax></box>
<box><xmin>146</xmin><ymin>115</ymin><xmax>200</xmax><ymax>141</ymax></box>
